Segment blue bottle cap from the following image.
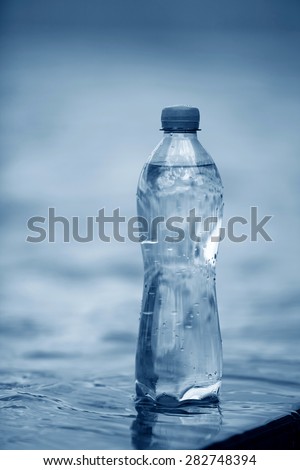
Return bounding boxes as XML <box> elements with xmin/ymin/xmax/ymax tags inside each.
<box><xmin>161</xmin><ymin>105</ymin><xmax>200</xmax><ymax>131</ymax></box>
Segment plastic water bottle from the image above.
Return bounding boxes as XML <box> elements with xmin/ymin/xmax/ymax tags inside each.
<box><xmin>135</xmin><ymin>106</ymin><xmax>223</xmax><ymax>406</ymax></box>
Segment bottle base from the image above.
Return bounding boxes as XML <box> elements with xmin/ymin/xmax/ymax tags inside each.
<box><xmin>135</xmin><ymin>380</ymin><xmax>221</xmax><ymax>409</ymax></box>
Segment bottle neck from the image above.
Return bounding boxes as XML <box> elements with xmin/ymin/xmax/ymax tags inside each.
<box><xmin>163</xmin><ymin>130</ymin><xmax>198</xmax><ymax>136</ymax></box>
<box><xmin>162</xmin><ymin>131</ymin><xmax>199</xmax><ymax>146</ymax></box>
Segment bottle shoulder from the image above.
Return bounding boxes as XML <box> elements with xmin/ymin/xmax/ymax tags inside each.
<box><xmin>138</xmin><ymin>134</ymin><xmax>223</xmax><ymax>193</ymax></box>
<box><xmin>148</xmin><ymin>134</ymin><xmax>215</xmax><ymax>167</ymax></box>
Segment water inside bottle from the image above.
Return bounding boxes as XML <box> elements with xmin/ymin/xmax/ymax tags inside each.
<box><xmin>136</xmin><ymin>163</ymin><xmax>223</xmax><ymax>406</ymax></box>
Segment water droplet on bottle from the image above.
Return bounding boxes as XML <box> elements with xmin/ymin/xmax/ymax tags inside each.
<box><xmin>208</xmin><ymin>374</ymin><xmax>213</xmax><ymax>380</ymax></box>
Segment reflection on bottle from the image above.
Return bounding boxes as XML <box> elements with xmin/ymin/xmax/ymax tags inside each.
<box><xmin>131</xmin><ymin>402</ymin><xmax>222</xmax><ymax>450</ymax></box>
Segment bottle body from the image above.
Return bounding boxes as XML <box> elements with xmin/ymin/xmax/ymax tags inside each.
<box><xmin>135</xmin><ymin>131</ymin><xmax>223</xmax><ymax>406</ymax></box>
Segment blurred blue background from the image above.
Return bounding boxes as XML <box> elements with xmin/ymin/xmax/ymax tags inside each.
<box><xmin>0</xmin><ymin>0</ymin><xmax>299</xmax><ymax>449</ymax></box>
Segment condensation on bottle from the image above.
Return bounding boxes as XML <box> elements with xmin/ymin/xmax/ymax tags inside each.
<box><xmin>135</xmin><ymin>105</ymin><xmax>223</xmax><ymax>407</ymax></box>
